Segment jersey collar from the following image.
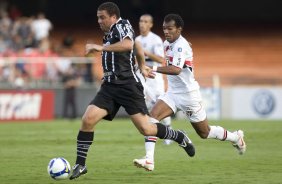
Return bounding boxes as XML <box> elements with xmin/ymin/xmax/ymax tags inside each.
<box><xmin>169</xmin><ymin>35</ymin><xmax>182</xmax><ymax>45</ymax></box>
<box><xmin>109</xmin><ymin>17</ymin><xmax>122</xmax><ymax>32</ymax></box>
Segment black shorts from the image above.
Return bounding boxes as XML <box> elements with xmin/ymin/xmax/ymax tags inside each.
<box><xmin>90</xmin><ymin>82</ymin><xmax>149</xmax><ymax>121</ymax></box>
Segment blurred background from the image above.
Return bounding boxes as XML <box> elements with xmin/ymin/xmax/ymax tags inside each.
<box><xmin>0</xmin><ymin>0</ymin><xmax>282</xmax><ymax>121</ymax></box>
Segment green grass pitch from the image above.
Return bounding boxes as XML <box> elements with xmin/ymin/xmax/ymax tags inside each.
<box><xmin>0</xmin><ymin>118</ymin><xmax>282</xmax><ymax>184</ymax></box>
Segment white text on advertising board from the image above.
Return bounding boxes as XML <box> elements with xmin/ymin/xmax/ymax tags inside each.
<box><xmin>0</xmin><ymin>93</ymin><xmax>42</xmax><ymax>120</ymax></box>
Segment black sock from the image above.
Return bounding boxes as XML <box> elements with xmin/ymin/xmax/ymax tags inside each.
<box><xmin>156</xmin><ymin>123</ymin><xmax>184</xmax><ymax>144</ymax></box>
<box><xmin>75</xmin><ymin>131</ymin><xmax>94</xmax><ymax>166</ymax></box>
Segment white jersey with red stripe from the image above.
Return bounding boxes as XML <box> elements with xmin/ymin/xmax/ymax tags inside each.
<box><xmin>164</xmin><ymin>35</ymin><xmax>200</xmax><ymax>93</ymax></box>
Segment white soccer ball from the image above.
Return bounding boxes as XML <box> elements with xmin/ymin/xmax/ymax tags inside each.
<box><xmin>47</xmin><ymin>157</ymin><xmax>71</xmax><ymax>180</ymax></box>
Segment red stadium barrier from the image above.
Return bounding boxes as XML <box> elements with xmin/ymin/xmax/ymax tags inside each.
<box><xmin>0</xmin><ymin>90</ymin><xmax>54</xmax><ymax>122</ymax></box>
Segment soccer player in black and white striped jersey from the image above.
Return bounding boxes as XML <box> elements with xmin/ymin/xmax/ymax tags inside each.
<box><xmin>69</xmin><ymin>2</ymin><xmax>195</xmax><ymax>180</ymax></box>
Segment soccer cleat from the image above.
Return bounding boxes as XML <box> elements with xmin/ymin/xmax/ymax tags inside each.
<box><xmin>133</xmin><ymin>157</ymin><xmax>154</xmax><ymax>171</ymax></box>
<box><xmin>232</xmin><ymin>130</ymin><xmax>246</xmax><ymax>155</ymax></box>
<box><xmin>69</xmin><ymin>164</ymin><xmax>87</xmax><ymax>180</ymax></box>
<box><xmin>178</xmin><ymin>130</ymin><xmax>195</xmax><ymax>157</ymax></box>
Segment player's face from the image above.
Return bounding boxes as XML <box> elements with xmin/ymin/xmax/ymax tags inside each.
<box><xmin>163</xmin><ymin>20</ymin><xmax>182</xmax><ymax>43</ymax></box>
<box><xmin>97</xmin><ymin>10</ymin><xmax>117</xmax><ymax>33</ymax></box>
<box><xmin>139</xmin><ymin>15</ymin><xmax>153</xmax><ymax>35</ymax></box>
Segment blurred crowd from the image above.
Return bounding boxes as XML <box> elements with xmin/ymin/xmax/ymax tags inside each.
<box><xmin>0</xmin><ymin>3</ymin><xmax>94</xmax><ymax>89</ymax></box>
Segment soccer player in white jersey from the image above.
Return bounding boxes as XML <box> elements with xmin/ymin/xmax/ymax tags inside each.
<box><xmin>133</xmin><ymin>14</ymin><xmax>246</xmax><ymax>171</ymax></box>
<box><xmin>136</xmin><ymin>14</ymin><xmax>173</xmax><ymax>147</ymax></box>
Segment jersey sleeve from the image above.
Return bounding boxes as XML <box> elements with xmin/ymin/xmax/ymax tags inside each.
<box><xmin>115</xmin><ymin>20</ymin><xmax>134</xmax><ymax>41</ymax></box>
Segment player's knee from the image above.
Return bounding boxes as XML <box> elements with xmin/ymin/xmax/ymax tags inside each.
<box><xmin>138</xmin><ymin>126</ymin><xmax>153</xmax><ymax>136</ymax></box>
<box><xmin>81</xmin><ymin>114</ymin><xmax>95</xmax><ymax>130</ymax></box>
<box><xmin>138</xmin><ymin>128</ymin><xmax>149</xmax><ymax>136</ymax></box>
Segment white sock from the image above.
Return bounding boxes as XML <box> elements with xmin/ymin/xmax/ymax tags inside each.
<box><xmin>149</xmin><ymin>117</ymin><xmax>159</xmax><ymax>124</ymax></box>
<box><xmin>207</xmin><ymin>126</ymin><xmax>239</xmax><ymax>143</ymax></box>
<box><xmin>145</xmin><ymin>136</ymin><xmax>157</xmax><ymax>161</ymax></box>
<box><xmin>144</xmin><ymin>118</ymin><xmax>159</xmax><ymax>161</ymax></box>
<box><xmin>161</xmin><ymin>116</ymin><xmax>171</xmax><ymax>126</ymax></box>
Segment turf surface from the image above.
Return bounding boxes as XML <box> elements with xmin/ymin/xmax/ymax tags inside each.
<box><xmin>0</xmin><ymin>119</ymin><xmax>281</xmax><ymax>184</ymax></box>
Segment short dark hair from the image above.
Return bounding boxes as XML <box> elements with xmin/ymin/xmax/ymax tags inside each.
<box><xmin>164</xmin><ymin>14</ymin><xmax>184</xmax><ymax>28</ymax></box>
<box><xmin>142</xmin><ymin>14</ymin><xmax>154</xmax><ymax>23</ymax></box>
<box><xmin>98</xmin><ymin>2</ymin><xmax>120</xmax><ymax>18</ymax></box>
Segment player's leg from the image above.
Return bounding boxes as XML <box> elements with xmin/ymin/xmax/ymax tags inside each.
<box><xmin>70</xmin><ymin>105</ymin><xmax>108</xmax><ymax>180</ymax></box>
<box><xmin>77</xmin><ymin>105</ymin><xmax>108</xmax><ymax>165</ymax></box>
<box><xmin>143</xmin><ymin>83</ymin><xmax>159</xmax><ymax>150</ymax></box>
<box><xmin>148</xmin><ymin>99</ymin><xmax>174</xmax><ymax>154</ymax></box>
<box><xmin>131</xmin><ymin>111</ymin><xmax>195</xmax><ymax>171</ymax></box>
<box><xmin>121</xmin><ymin>83</ymin><xmax>194</xmax><ymax>170</ymax></box>
<box><xmin>150</xmin><ymin>98</ymin><xmax>195</xmax><ymax>157</ymax></box>
<box><xmin>161</xmin><ymin>116</ymin><xmax>173</xmax><ymax>145</ymax></box>
<box><xmin>132</xmin><ymin>100</ymin><xmax>172</xmax><ymax>171</ymax></box>
<box><xmin>191</xmin><ymin>118</ymin><xmax>246</xmax><ymax>155</ymax></box>
<box><xmin>70</xmin><ymin>84</ymin><xmax>116</xmax><ymax>180</ymax></box>
<box><xmin>131</xmin><ymin>97</ymin><xmax>195</xmax><ymax>171</ymax></box>
<box><xmin>177</xmin><ymin>89</ymin><xmax>246</xmax><ymax>155</ymax></box>
<box><xmin>149</xmin><ymin>76</ymin><xmax>173</xmax><ymax>145</ymax></box>
<box><xmin>185</xmin><ymin>89</ymin><xmax>246</xmax><ymax>155</ymax></box>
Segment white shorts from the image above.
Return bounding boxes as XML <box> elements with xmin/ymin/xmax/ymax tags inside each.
<box><xmin>158</xmin><ymin>90</ymin><xmax>207</xmax><ymax>123</ymax></box>
<box><xmin>136</xmin><ymin>70</ymin><xmax>165</xmax><ymax>110</ymax></box>
<box><xmin>146</xmin><ymin>73</ymin><xmax>164</xmax><ymax>96</ymax></box>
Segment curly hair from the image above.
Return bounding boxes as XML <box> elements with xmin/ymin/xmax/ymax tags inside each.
<box><xmin>164</xmin><ymin>14</ymin><xmax>184</xmax><ymax>28</ymax></box>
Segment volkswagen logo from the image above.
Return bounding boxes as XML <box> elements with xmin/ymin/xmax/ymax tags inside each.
<box><xmin>252</xmin><ymin>90</ymin><xmax>275</xmax><ymax>116</ymax></box>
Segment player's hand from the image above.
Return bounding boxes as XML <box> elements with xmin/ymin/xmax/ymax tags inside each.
<box><xmin>85</xmin><ymin>44</ymin><xmax>103</xmax><ymax>55</ymax></box>
<box><xmin>141</xmin><ymin>65</ymin><xmax>155</xmax><ymax>79</ymax></box>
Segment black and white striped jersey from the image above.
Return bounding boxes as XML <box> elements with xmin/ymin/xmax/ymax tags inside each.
<box><xmin>102</xmin><ymin>18</ymin><xmax>140</xmax><ymax>84</ymax></box>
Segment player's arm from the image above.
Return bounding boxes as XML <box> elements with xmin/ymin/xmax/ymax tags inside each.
<box><xmin>103</xmin><ymin>37</ymin><xmax>133</xmax><ymax>52</ymax></box>
<box><xmin>144</xmin><ymin>38</ymin><xmax>165</xmax><ymax>64</ymax></box>
<box><xmin>152</xmin><ymin>65</ymin><xmax>181</xmax><ymax>75</ymax></box>
<box><xmin>135</xmin><ymin>41</ymin><xmax>145</xmax><ymax>70</ymax></box>
<box><xmin>85</xmin><ymin>38</ymin><xmax>133</xmax><ymax>54</ymax></box>
<box><xmin>152</xmin><ymin>45</ymin><xmax>189</xmax><ymax>75</ymax></box>
<box><xmin>144</xmin><ymin>50</ymin><xmax>164</xmax><ymax>64</ymax></box>
<box><xmin>135</xmin><ymin>41</ymin><xmax>155</xmax><ymax>78</ymax></box>
<box><xmin>102</xmin><ymin>21</ymin><xmax>135</xmax><ymax>52</ymax></box>
<box><xmin>86</xmin><ymin>22</ymin><xmax>135</xmax><ymax>54</ymax></box>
